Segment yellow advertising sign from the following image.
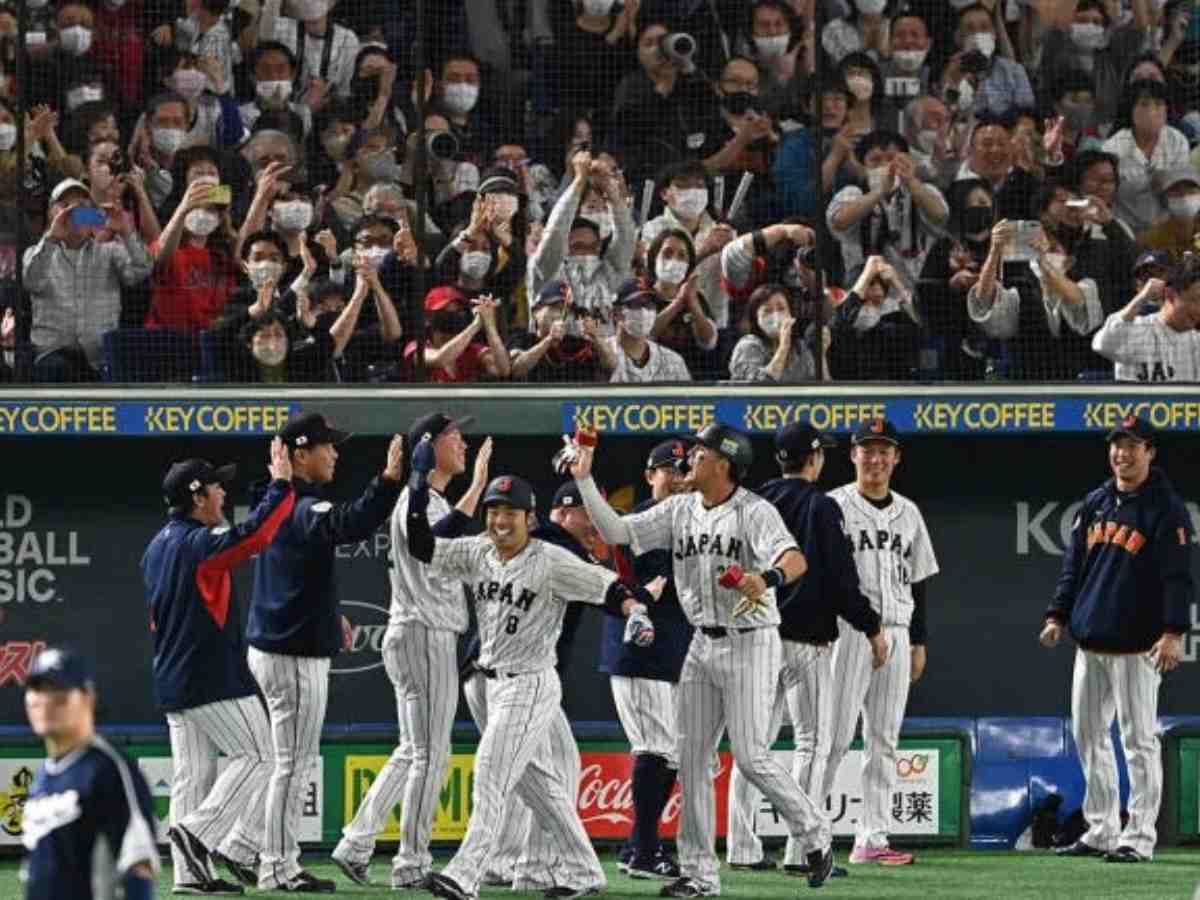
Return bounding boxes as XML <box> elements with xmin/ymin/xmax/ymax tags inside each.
<box><xmin>344</xmin><ymin>754</ymin><xmax>476</xmax><ymax>841</ymax></box>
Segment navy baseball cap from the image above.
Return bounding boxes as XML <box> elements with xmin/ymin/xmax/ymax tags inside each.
<box><xmin>482</xmin><ymin>475</ymin><xmax>536</xmax><ymax>511</ymax></box>
<box><xmin>851</xmin><ymin>418</ymin><xmax>901</xmax><ymax>446</ymax></box>
<box><xmin>279</xmin><ymin>413</ymin><xmax>351</xmax><ymax>450</ymax></box>
<box><xmin>1133</xmin><ymin>250</ymin><xmax>1173</xmax><ymax>275</ymax></box>
<box><xmin>163</xmin><ymin>459</ymin><xmax>237</xmax><ymax>506</ymax></box>
<box><xmin>533</xmin><ymin>279</ymin><xmax>569</xmax><ymax>310</ymax></box>
<box><xmin>614</xmin><ymin>279</ymin><xmax>660</xmax><ymax>308</ymax></box>
<box><xmin>551</xmin><ymin>482</ymin><xmax>584</xmax><ymax>510</ymax></box>
<box><xmin>407</xmin><ymin>412</ymin><xmax>474</xmax><ymax>451</ymax></box>
<box><xmin>1106</xmin><ymin>415</ymin><xmax>1156</xmax><ymax>445</ymax></box>
<box><xmin>647</xmin><ymin>438</ymin><xmax>692</xmax><ymax>470</ymax></box>
<box><xmin>775</xmin><ymin>423</ymin><xmax>835</xmax><ymax>462</ymax></box>
<box><xmin>26</xmin><ymin>646</ymin><xmax>95</xmax><ymax>691</ymax></box>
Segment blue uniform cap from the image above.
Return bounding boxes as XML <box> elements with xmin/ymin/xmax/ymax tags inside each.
<box><xmin>163</xmin><ymin>459</ymin><xmax>237</xmax><ymax>506</ymax></box>
<box><xmin>775</xmin><ymin>423</ymin><xmax>836</xmax><ymax>461</ymax></box>
<box><xmin>27</xmin><ymin>646</ymin><xmax>95</xmax><ymax>691</ymax></box>
<box><xmin>851</xmin><ymin>418</ymin><xmax>901</xmax><ymax>447</ymax></box>
<box><xmin>1106</xmin><ymin>415</ymin><xmax>1156</xmax><ymax>445</ymax></box>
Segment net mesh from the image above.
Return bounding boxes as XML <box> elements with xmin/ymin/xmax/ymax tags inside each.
<box><xmin>1</xmin><ymin>0</ymin><xmax>1198</xmax><ymax>385</ymax></box>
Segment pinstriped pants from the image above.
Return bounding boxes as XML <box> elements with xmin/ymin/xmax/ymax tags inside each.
<box><xmin>165</xmin><ymin>695</ymin><xmax>272</xmax><ymax>886</ymax></box>
<box><xmin>1072</xmin><ymin>648</ymin><xmax>1162</xmax><ymax>858</ymax></box>
<box><xmin>726</xmin><ymin>641</ymin><xmax>833</xmax><ymax>866</ymax></box>
<box><xmin>611</xmin><ymin>676</ymin><xmax>679</xmax><ymax>767</ymax></box>
<box><xmin>676</xmin><ymin>629</ymin><xmax>824</xmax><ymax>890</ymax></box>
<box><xmin>338</xmin><ymin>624</ymin><xmax>458</xmax><ymax>881</ymax></box>
<box><xmin>823</xmin><ymin>623</ymin><xmax>911</xmax><ymax>850</ymax></box>
<box><xmin>248</xmin><ymin>648</ymin><xmax>330</xmax><ymax>888</ymax></box>
<box><xmin>442</xmin><ymin>669</ymin><xmax>604</xmax><ymax>896</ymax></box>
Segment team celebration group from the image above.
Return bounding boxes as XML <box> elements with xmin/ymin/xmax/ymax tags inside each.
<box><xmin>16</xmin><ymin>407</ymin><xmax>1194</xmax><ymax>898</ymax></box>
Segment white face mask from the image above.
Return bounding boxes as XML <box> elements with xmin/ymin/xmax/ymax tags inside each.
<box><xmin>360</xmin><ymin>245</ymin><xmax>390</xmax><ymax>270</ymax></box>
<box><xmin>857</xmin><ymin>0</ymin><xmax>887</xmax><ymax>14</ymax></box>
<box><xmin>191</xmin><ymin>174</ymin><xmax>220</xmax><ymax>189</ymax></box>
<box><xmin>621</xmin><ymin>307</ymin><xmax>655</xmax><ymax>338</ymax></box>
<box><xmin>853</xmin><ymin>301</ymin><xmax>882</xmax><ymax>332</ymax></box>
<box><xmin>754</xmin><ymin>35</ymin><xmax>789</xmax><ymax>59</ymax></box>
<box><xmin>965</xmin><ymin>32</ymin><xmax>995</xmax><ymax>59</ymax></box>
<box><xmin>1168</xmin><ymin>195</ymin><xmax>1200</xmax><ymax>219</ymax></box>
<box><xmin>585</xmin><ymin>211</ymin><xmax>614</xmax><ymax>239</ymax></box>
<box><xmin>893</xmin><ymin>49</ymin><xmax>928</xmax><ymax>73</ymax></box>
<box><xmin>566</xmin><ymin>254</ymin><xmax>601</xmax><ymax>279</ymax></box>
<box><xmin>152</xmin><ymin>127</ymin><xmax>186</xmax><ymax>155</ymax></box>
<box><xmin>581</xmin><ymin>0</ymin><xmax>616</xmax><ymax>15</ymax></box>
<box><xmin>1070</xmin><ymin>22</ymin><xmax>1108</xmax><ymax>51</ymax></box>
<box><xmin>845</xmin><ymin>74</ymin><xmax>874</xmax><ymax>101</ymax></box>
<box><xmin>59</xmin><ymin>25</ymin><xmax>93</xmax><ymax>56</ymax></box>
<box><xmin>656</xmin><ymin>256</ymin><xmax>688</xmax><ymax>285</ymax></box>
<box><xmin>256</xmin><ymin>80</ymin><xmax>294</xmax><ymax>104</ymax></box>
<box><xmin>442</xmin><ymin>83</ymin><xmax>480</xmax><ymax>115</ymax></box>
<box><xmin>867</xmin><ymin>165</ymin><xmax>890</xmax><ymax>193</ymax></box>
<box><xmin>172</xmin><ymin>69</ymin><xmax>208</xmax><ymax>100</ymax></box>
<box><xmin>671</xmin><ymin>187</ymin><xmax>708</xmax><ymax>219</ymax></box>
<box><xmin>758</xmin><ymin>310</ymin><xmax>786</xmax><ymax>337</ymax></box>
<box><xmin>0</xmin><ymin>124</ymin><xmax>16</xmax><ymax>152</ymax></box>
<box><xmin>248</xmin><ymin>260</ymin><xmax>284</xmax><ymax>288</ymax></box>
<box><xmin>915</xmin><ymin>129</ymin><xmax>938</xmax><ymax>155</ymax></box>
<box><xmin>490</xmin><ymin>193</ymin><xmax>518</xmax><ymax>221</ymax></box>
<box><xmin>66</xmin><ymin>85</ymin><xmax>103</xmax><ymax>111</ymax></box>
<box><xmin>90</xmin><ymin>162</ymin><xmax>114</xmax><ymax>189</ymax></box>
<box><xmin>185</xmin><ymin>208</ymin><xmax>221</xmax><ymax>236</ymax></box>
<box><xmin>460</xmin><ymin>250</ymin><xmax>492</xmax><ymax>280</ymax></box>
<box><xmin>253</xmin><ymin>338</ymin><xmax>289</xmax><ymax>367</ymax></box>
<box><xmin>273</xmin><ymin>201</ymin><xmax>313</xmax><ymax>231</ymax></box>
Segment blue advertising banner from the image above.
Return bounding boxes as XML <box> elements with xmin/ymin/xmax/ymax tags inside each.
<box><xmin>0</xmin><ymin>401</ymin><xmax>300</xmax><ymax>436</ymax></box>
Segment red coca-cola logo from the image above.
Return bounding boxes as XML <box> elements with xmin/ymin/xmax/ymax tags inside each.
<box><xmin>574</xmin><ymin>752</ymin><xmax>732</xmax><ymax>838</ymax></box>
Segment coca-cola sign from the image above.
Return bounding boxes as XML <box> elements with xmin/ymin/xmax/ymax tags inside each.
<box><xmin>575</xmin><ymin>751</ymin><xmax>732</xmax><ymax>838</ymax></box>
<box><xmin>332</xmin><ymin>601</ymin><xmax>388</xmax><ymax>674</ymax></box>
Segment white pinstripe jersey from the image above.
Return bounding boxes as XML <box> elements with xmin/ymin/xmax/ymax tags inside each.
<box><xmin>827</xmin><ymin>484</ymin><xmax>939</xmax><ymax>628</ymax></box>
<box><xmin>624</xmin><ymin>487</ymin><xmax>798</xmax><ymax>628</ymax></box>
<box><xmin>388</xmin><ymin>488</ymin><xmax>469</xmax><ymax>634</ymax></box>
<box><xmin>430</xmin><ymin>535</ymin><xmax>618</xmax><ymax>672</ymax></box>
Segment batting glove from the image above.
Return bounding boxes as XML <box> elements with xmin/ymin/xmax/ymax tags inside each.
<box><xmin>408</xmin><ymin>435</ymin><xmax>437</xmax><ymax>493</ymax></box>
<box><xmin>623</xmin><ymin>603</ymin><xmax>655</xmax><ymax>647</ymax></box>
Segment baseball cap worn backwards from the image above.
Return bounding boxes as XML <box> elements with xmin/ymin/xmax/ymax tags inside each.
<box><xmin>163</xmin><ymin>459</ymin><xmax>237</xmax><ymax>506</ymax></box>
<box><xmin>279</xmin><ymin>413</ymin><xmax>352</xmax><ymax>450</ymax></box>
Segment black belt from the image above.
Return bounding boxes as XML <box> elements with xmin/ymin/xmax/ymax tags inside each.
<box><xmin>700</xmin><ymin>626</ymin><xmax>756</xmax><ymax>638</ymax></box>
<box><xmin>477</xmin><ymin>666</ymin><xmax>520</xmax><ymax>679</ymax></box>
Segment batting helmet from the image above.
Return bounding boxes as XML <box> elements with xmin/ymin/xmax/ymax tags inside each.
<box><xmin>693</xmin><ymin>423</ymin><xmax>753</xmax><ymax>480</ymax></box>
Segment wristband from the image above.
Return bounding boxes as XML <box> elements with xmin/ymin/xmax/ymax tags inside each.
<box><xmin>761</xmin><ymin>567</ymin><xmax>785</xmax><ymax>590</ymax></box>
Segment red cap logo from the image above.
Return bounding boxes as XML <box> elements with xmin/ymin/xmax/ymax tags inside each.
<box><xmin>495</xmin><ymin>477</ymin><xmax>512</xmax><ymax>492</ymax></box>
<box><xmin>1123</xmin><ymin>415</ymin><xmax>1137</xmax><ymax>428</ymax></box>
<box><xmin>672</xmin><ymin>442</ymin><xmax>684</xmax><ymax>458</ymax></box>
<box><xmin>870</xmin><ymin>419</ymin><xmax>884</xmax><ymax>433</ymax></box>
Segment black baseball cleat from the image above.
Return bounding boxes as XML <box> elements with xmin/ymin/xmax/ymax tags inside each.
<box><xmin>1104</xmin><ymin>846</ymin><xmax>1148</xmax><ymax>863</ymax></box>
<box><xmin>427</xmin><ymin>872</ymin><xmax>473</xmax><ymax>900</ymax></box>
<box><xmin>278</xmin><ymin>870</ymin><xmax>336</xmax><ymax>893</ymax></box>
<box><xmin>628</xmin><ymin>853</ymin><xmax>681</xmax><ymax>880</ymax></box>
<box><xmin>806</xmin><ymin>847</ymin><xmax>834</xmax><ymax>888</ymax></box>
<box><xmin>1055</xmin><ymin>840</ymin><xmax>1105</xmax><ymax>858</ymax></box>
<box><xmin>543</xmin><ymin>887</ymin><xmax>602</xmax><ymax>898</ymax></box>
<box><xmin>330</xmin><ymin>849</ymin><xmax>371</xmax><ymax>886</ymax></box>
<box><xmin>729</xmin><ymin>857</ymin><xmax>777</xmax><ymax>870</ymax></box>
<box><xmin>173</xmin><ymin>883</ymin><xmax>243</xmax><ymax>896</ymax></box>
<box><xmin>659</xmin><ymin>876</ymin><xmax>718</xmax><ymax>897</ymax></box>
<box><xmin>786</xmin><ymin>863</ymin><xmax>848</xmax><ymax>878</ymax></box>
<box><xmin>210</xmin><ymin>851</ymin><xmax>257</xmax><ymax>887</ymax></box>
<box><xmin>168</xmin><ymin>825</ymin><xmax>214</xmax><ymax>889</ymax></box>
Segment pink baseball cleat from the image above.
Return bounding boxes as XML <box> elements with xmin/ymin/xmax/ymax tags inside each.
<box><xmin>848</xmin><ymin>846</ymin><xmax>914</xmax><ymax>866</ymax></box>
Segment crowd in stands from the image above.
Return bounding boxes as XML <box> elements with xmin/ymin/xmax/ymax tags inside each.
<box><xmin>1</xmin><ymin>0</ymin><xmax>1200</xmax><ymax>384</ymax></box>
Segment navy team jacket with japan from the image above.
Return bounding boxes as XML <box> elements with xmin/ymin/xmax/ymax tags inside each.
<box><xmin>141</xmin><ymin>478</ymin><xmax>296</xmax><ymax>711</ymax></box>
<box><xmin>1048</xmin><ymin>468</ymin><xmax>1194</xmax><ymax>653</ymax></box>
<box><xmin>249</xmin><ymin>474</ymin><xmax>401</xmax><ymax>656</ymax></box>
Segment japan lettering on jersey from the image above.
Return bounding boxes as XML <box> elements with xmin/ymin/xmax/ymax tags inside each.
<box><xmin>827</xmin><ymin>485</ymin><xmax>939</xmax><ymax>627</ymax></box>
<box><xmin>430</xmin><ymin>535</ymin><xmax>617</xmax><ymax>672</ymax></box>
<box><xmin>388</xmin><ymin>488</ymin><xmax>469</xmax><ymax>634</ymax></box>
<box><xmin>624</xmin><ymin>488</ymin><xmax>798</xmax><ymax>628</ymax></box>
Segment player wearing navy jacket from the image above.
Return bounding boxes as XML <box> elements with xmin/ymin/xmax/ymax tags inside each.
<box><xmin>1043</xmin><ymin>416</ymin><xmax>1195</xmax><ymax>864</ymax></box>
<box><xmin>727</xmin><ymin>423</ymin><xmax>888</xmax><ymax>876</ymax></box>
<box><xmin>247</xmin><ymin>413</ymin><xmax>404</xmax><ymax>892</ymax></box>
<box><xmin>597</xmin><ymin>439</ymin><xmax>694</xmax><ymax>881</ymax></box>
<box><xmin>22</xmin><ymin>647</ymin><xmax>158</xmax><ymax>900</ymax></box>
<box><xmin>141</xmin><ymin>440</ymin><xmax>295</xmax><ymax>895</ymax></box>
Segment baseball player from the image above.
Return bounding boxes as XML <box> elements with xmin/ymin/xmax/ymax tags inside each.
<box><xmin>1042</xmin><ymin>416</ymin><xmax>1194</xmax><ymax>863</ymax></box>
<box><xmin>248</xmin><ymin>413</ymin><xmax>404</xmax><ymax>892</ymax></box>
<box><xmin>404</xmin><ymin>446</ymin><xmax>657</xmax><ymax>900</ymax></box>
<box><xmin>22</xmin><ymin>646</ymin><xmax>158</xmax><ymax>900</ymax></box>
<box><xmin>573</xmin><ymin>422</ymin><xmax>837</xmax><ymax>895</ymax></box>
<box><xmin>332</xmin><ymin>413</ymin><xmax>492</xmax><ymax>889</ymax></box>
<box><xmin>599</xmin><ymin>439</ymin><xmax>694</xmax><ymax>880</ymax></box>
<box><xmin>141</xmin><ymin>441</ymin><xmax>295</xmax><ymax>896</ymax></box>
<box><xmin>823</xmin><ymin>418</ymin><xmax>939</xmax><ymax>867</ymax></box>
<box><xmin>726</xmin><ymin>423</ymin><xmax>888</xmax><ymax>875</ymax></box>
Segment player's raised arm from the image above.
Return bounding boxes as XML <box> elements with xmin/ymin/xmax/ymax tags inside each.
<box><xmin>570</xmin><ymin>435</ymin><xmax>677</xmax><ymax>553</ymax></box>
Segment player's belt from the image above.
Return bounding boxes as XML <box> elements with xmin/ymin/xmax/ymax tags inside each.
<box><xmin>477</xmin><ymin>666</ymin><xmax>522</xmax><ymax>679</ymax></box>
<box><xmin>700</xmin><ymin>626</ymin><xmax>758</xmax><ymax>639</ymax></box>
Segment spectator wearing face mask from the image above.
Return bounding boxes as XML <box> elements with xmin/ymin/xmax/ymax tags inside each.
<box><xmin>838</xmin><ymin>52</ymin><xmax>897</xmax><ymax>138</ymax></box>
<box><xmin>773</xmin><ymin>82</ymin><xmax>863</xmax><ymax>221</ymax></box>
<box><xmin>151</xmin><ymin>50</ymin><xmax>245</xmax><ymax>150</ymax></box>
<box><xmin>729</xmin><ymin>282</ymin><xmax>827</xmax><ymax>383</ymax></box>
<box><xmin>719</xmin><ymin>219</ymin><xmax>819</xmax><ymax>318</ymax></box>
<box><xmin>328</xmin><ymin>125</ymin><xmax>402</xmax><ymax>230</ymax></box>
<box><xmin>1047</xmin><ymin>69</ymin><xmax>1104</xmax><ymax>161</ymax></box>
<box><xmin>311</xmin><ymin>100</ymin><xmax>357</xmax><ymax>190</ymax></box>
<box><xmin>955</xmin><ymin>114</ymin><xmax>1044</xmax><ymax>222</ymax></box>
<box><xmin>84</xmin><ymin>140</ymin><xmax>161</xmax><ymax>245</ymax></box>
<box><xmin>545</xmin><ymin>0</ymin><xmax>638</xmax><ymax>129</ymax></box>
<box><xmin>828</xmin><ymin>130</ymin><xmax>948</xmax><ymax>289</ymax></box>
<box><xmin>24</xmin><ymin>178</ymin><xmax>153</xmax><ymax>382</ymax></box>
<box><xmin>1038</xmin><ymin>180</ymin><xmax>1129</xmax><ymax>314</ymax></box>
<box><xmin>1035</xmin><ymin>0</ymin><xmax>1153</xmax><ymax>129</ymax></box>
<box><xmin>508</xmin><ymin>279</ymin><xmax>605</xmax><ymax>382</ymax></box>
<box><xmin>405</xmin><ymin>287</ymin><xmax>511</xmax><ymax>382</ymax></box>
<box><xmin>58</xmin><ymin>60</ymin><xmax>113</xmax><ymax>124</ymax></box>
<box><xmin>529</xmin><ymin>150</ymin><xmax>635</xmax><ymax>338</ymax></box>
<box><xmin>437</xmin><ymin>169</ymin><xmax>529</xmax><ymax>308</ymax></box>
<box><xmin>738</xmin><ymin>1</ymin><xmax>810</xmax><ymax>119</ymax></box>
<box><xmin>702</xmin><ymin>57</ymin><xmax>781</xmax><ymax>218</ymax></box>
<box><xmin>1069</xmin><ymin>149</ymin><xmax>1135</xmax><ymax>242</ymax></box>
<box><xmin>128</xmin><ymin>92</ymin><xmax>202</xmax><ymax>212</ymax></box>
<box><xmin>28</xmin><ymin>2</ymin><xmax>107</xmax><ymax>112</ymax></box>
<box><xmin>599</xmin><ymin>279</ymin><xmax>691</xmax><ymax>382</ymax></box>
<box><xmin>1092</xmin><ymin>253</ymin><xmax>1200</xmax><ymax>382</ymax></box>
<box><xmin>829</xmin><ymin>253</ymin><xmax>921</xmax><ymax>379</ymax></box>
<box><xmin>147</xmin><ymin>0</ymin><xmax>236</xmax><ymax>96</ymax></box>
<box><xmin>900</xmin><ymin>95</ymin><xmax>951</xmax><ymax>181</ymax></box>
<box><xmin>941</xmin><ymin>3</ymin><xmax>1034</xmax><ymax>117</ymax></box>
<box><xmin>493</xmin><ymin>142</ymin><xmax>558</xmax><ymax>225</ymax></box>
<box><xmin>346</xmin><ymin>43</ymin><xmax>402</xmax><ymax>130</ymax></box>
<box><xmin>91</xmin><ymin>0</ymin><xmax>148</xmax><ymax>112</ymax></box>
<box><xmin>646</xmin><ymin>228</ymin><xmax>718</xmax><ymax>359</ymax></box>
<box><xmin>880</xmin><ymin>12</ymin><xmax>934</xmax><ymax>97</ymax></box>
<box><xmin>1139</xmin><ymin>168</ymin><xmax>1200</xmax><ymax>258</ymax></box>
<box><xmin>361</xmin><ymin>181</ymin><xmax>444</xmax><ymax>253</ymax></box>
<box><xmin>242</xmin><ymin>42</ymin><xmax>314</xmax><ymax>139</ymax></box>
<box><xmin>1103</xmin><ymin>79</ymin><xmax>1190</xmax><ymax>234</ymax></box>
<box><xmin>822</xmin><ymin>0</ymin><xmax>896</xmax><ymax>65</ymax></box>
<box><xmin>640</xmin><ymin>160</ymin><xmax>717</xmax><ymax>252</ymax></box>
<box><xmin>256</xmin><ymin>0</ymin><xmax>361</xmax><ymax>105</ymax></box>
<box><xmin>430</xmin><ymin>53</ymin><xmax>490</xmax><ymax>166</ymax></box>
<box><xmin>235</xmin><ymin>160</ymin><xmax>334</xmax><ymax>286</ymax></box>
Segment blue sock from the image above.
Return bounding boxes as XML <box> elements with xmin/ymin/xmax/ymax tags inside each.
<box><xmin>632</xmin><ymin>754</ymin><xmax>667</xmax><ymax>862</ymax></box>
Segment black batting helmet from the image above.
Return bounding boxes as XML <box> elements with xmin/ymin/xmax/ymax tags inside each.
<box><xmin>693</xmin><ymin>423</ymin><xmax>753</xmax><ymax>480</ymax></box>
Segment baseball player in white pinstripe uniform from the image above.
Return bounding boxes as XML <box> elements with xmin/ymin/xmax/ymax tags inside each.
<box><xmin>573</xmin><ymin>422</ymin><xmax>837</xmax><ymax>896</ymax></box>
<box><xmin>823</xmin><ymin>419</ymin><xmax>938</xmax><ymax>867</ymax></box>
<box><xmin>404</xmin><ymin>448</ymin><xmax>657</xmax><ymax>900</ymax></box>
<box><xmin>332</xmin><ymin>414</ymin><xmax>492</xmax><ymax>889</ymax></box>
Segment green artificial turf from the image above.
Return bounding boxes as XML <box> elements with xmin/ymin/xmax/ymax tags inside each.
<box><xmin>3</xmin><ymin>848</ymin><xmax>1200</xmax><ymax>899</ymax></box>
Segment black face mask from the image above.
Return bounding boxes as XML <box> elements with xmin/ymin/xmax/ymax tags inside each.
<box><xmin>722</xmin><ymin>91</ymin><xmax>761</xmax><ymax>116</ymax></box>
<box><xmin>961</xmin><ymin>205</ymin><xmax>994</xmax><ymax>235</ymax></box>
<box><xmin>431</xmin><ymin>310</ymin><xmax>471</xmax><ymax>333</ymax></box>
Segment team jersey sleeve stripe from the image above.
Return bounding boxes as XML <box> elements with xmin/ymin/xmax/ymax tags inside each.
<box><xmin>93</xmin><ymin>738</ymin><xmax>161</xmax><ymax>876</ymax></box>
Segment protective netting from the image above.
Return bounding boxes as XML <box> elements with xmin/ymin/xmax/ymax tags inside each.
<box><xmin>1</xmin><ymin>0</ymin><xmax>1199</xmax><ymax>385</ymax></box>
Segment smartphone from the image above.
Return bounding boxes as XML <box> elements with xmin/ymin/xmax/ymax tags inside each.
<box><xmin>1064</xmin><ymin>198</ymin><xmax>1091</xmax><ymax>209</ymax></box>
<box><xmin>205</xmin><ymin>185</ymin><xmax>232</xmax><ymax>206</ymax></box>
<box><xmin>1006</xmin><ymin>220</ymin><xmax>1041</xmax><ymax>261</ymax></box>
<box><xmin>69</xmin><ymin>207</ymin><xmax>107</xmax><ymax>228</ymax></box>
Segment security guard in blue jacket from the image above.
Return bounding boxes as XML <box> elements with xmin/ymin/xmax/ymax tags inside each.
<box><xmin>247</xmin><ymin>413</ymin><xmax>404</xmax><ymax>891</ymax></box>
<box><xmin>1043</xmin><ymin>416</ymin><xmax>1195</xmax><ymax>864</ymax></box>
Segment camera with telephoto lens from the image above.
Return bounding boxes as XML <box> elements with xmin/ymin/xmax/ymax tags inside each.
<box><xmin>426</xmin><ymin>129</ymin><xmax>459</xmax><ymax>162</ymax></box>
<box><xmin>659</xmin><ymin>32</ymin><xmax>697</xmax><ymax>72</ymax></box>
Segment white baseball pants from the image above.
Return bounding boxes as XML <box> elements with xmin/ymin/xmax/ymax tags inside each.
<box><xmin>611</xmin><ymin>676</ymin><xmax>678</xmax><ymax>767</ymax></box>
